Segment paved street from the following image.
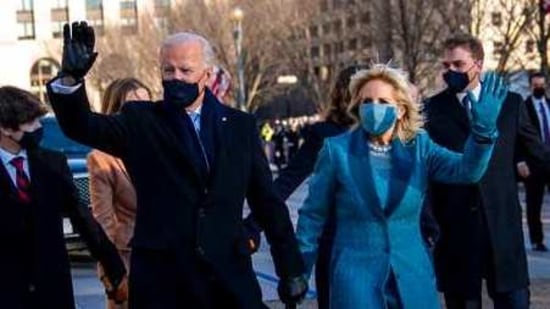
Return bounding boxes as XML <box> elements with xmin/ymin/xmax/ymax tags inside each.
<box><xmin>72</xmin><ymin>182</ymin><xmax>550</xmax><ymax>308</ymax></box>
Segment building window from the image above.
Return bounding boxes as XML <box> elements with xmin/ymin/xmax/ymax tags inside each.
<box><xmin>16</xmin><ymin>0</ymin><xmax>35</xmax><ymax>40</ymax></box>
<box><xmin>525</xmin><ymin>39</ymin><xmax>535</xmax><ymax>53</ymax></box>
<box><xmin>311</xmin><ymin>46</ymin><xmax>320</xmax><ymax>58</ymax></box>
<box><xmin>349</xmin><ymin>38</ymin><xmax>358</xmax><ymax>51</ymax></box>
<box><xmin>347</xmin><ymin>16</ymin><xmax>356</xmax><ymax>30</ymax></box>
<box><xmin>491</xmin><ymin>12</ymin><xmax>502</xmax><ymax>27</ymax></box>
<box><xmin>320</xmin><ymin>0</ymin><xmax>328</xmax><ymax>12</ymax></box>
<box><xmin>51</xmin><ymin>0</ymin><xmax>69</xmax><ymax>38</ymax></box>
<box><xmin>120</xmin><ymin>0</ymin><xmax>138</xmax><ymax>34</ymax></box>
<box><xmin>361</xmin><ymin>11</ymin><xmax>371</xmax><ymax>24</ymax></box>
<box><xmin>52</xmin><ymin>0</ymin><xmax>68</xmax><ymax>9</ymax></box>
<box><xmin>155</xmin><ymin>0</ymin><xmax>170</xmax><ymax>7</ymax></box>
<box><xmin>333</xmin><ymin>20</ymin><xmax>342</xmax><ymax>35</ymax></box>
<box><xmin>309</xmin><ymin>25</ymin><xmax>318</xmax><ymax>38</ymax></box>
<box><xmin>322</xmin><ymin>23</ymin><xmax>331</xmax><ymax>35</ymax></box>
<box><xmin>333</xmin><ymin>0</ymin><xmax>344</xmax><ymax>9</ymax></box>
<box><xmin>20</xmin><ymin>0</ymin><xmax>33</xmax><ymax>11</ymax></box>
<box><xmin>30</xmin><ymin>58</ymin><xmax>60</xmax><ymax>104</ymax></box>
<box><xmin>323</xmin><ymin>44</ymin><xmax>332</xmax><ymax>59</ymax></box>
<box><xmin>335</xmin><ymin>41</ymin><xmax>344</xmax><ymax>54</ymax></box>
<box><xmin>362</xmin><ymin>35</ymin><xmax>372</xmax><ymax>48</ymax></box>
<box><xmin>86</xmin><ymin>0</ymin><xmax>104</xmax><ymax>35</ymax></box>
<box><xmin>493</xmin><ymin>41</ymin><xmax>503</xmax><ymax>56</ymax></box>
<box><xmin>86</xmin><ymin>0</ymin><xmax>102</xmax><ymax>10</ymax></box>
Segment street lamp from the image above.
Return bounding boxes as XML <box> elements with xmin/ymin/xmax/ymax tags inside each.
<box><xmin>231</xmin><ymin>7</ymin><xmax>246</xmax><ymax>111</ymax></box>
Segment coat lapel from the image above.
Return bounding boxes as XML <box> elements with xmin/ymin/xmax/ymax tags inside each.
<box><xmin>444</xmin><ymin>91</ymin><xmax>471</xmax><ymax>132</ymax></box>
<box><xmin>347</xmin><ymin>129</ymin><xmax>385</xmax><ymax>219</ymax></box>
<box><xmin>0</xmin><ymin>160</ymin><xmax>18</xmax><ymax>203</ymax></box>
<box><xmin>160</xmin><ymin>102</ymin><xmax>206</xmax><ymax>186</ymax></box>
<box><xmin>384</xmin><ymin>138</ymin><xmax>416</xmax><ymax>216</ymax></box>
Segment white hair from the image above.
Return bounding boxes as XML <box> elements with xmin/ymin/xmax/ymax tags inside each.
<box><xmin>160</xmin><ymin>32</ymin><xmax>215</xmax><ymax>67</ymax></box>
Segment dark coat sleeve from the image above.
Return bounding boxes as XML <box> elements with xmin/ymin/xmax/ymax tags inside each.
<box><xmin>516</xmin><ymin>93</ymin><xmax>550</xmax><ymax>174</ymax></box>
<box><xmin>46</xmin><ymin>80</ymin><xmax>130</xmax><ymax>158</ymax></box>
<box><xmin>274</xmin><ymin>125</ymin><xmax>325</xmax><ymax>200</ymax></box>
<box><xmin>55</xmin><ymin>153</ymin><xmax>126</xmax><ymax>287</ymax></box>
<box><xmin>245</xmin><ymin>119</ymin><xmax>305</xmax><ymax>279</ymax></box>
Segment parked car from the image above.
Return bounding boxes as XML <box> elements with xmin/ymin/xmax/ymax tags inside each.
<box><xmin>41</xmin><ymin>115</ymin><xmax>91</xmax><ymax>252</ymax></box>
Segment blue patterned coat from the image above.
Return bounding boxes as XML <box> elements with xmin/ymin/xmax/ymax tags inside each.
<box><xmin>296</xmin><ymin>128</ymin><xmax>494</xmax><ymax>309</ymax></box>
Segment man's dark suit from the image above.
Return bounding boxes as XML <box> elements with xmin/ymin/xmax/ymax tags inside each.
<box><xmin>517</xmin><ymin>95</ymin><xmax>550</xmax><ymax>245</ymax></box>
<box><xmin>47</xmin><ymin>83</ymin><xmax>304</xmax><ymax>309</ymax></box>
<box><xmin>424</xmin><ymin>89</ymin><xmax>550</xmax><ymax>303</ymax></box>
<box><xmin>0</xmin><ymin>147</ymin><xmax>125</xmax><ymax>309</ymax></box>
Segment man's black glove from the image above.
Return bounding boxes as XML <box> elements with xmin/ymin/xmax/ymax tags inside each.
<box><xmin>277</xmin><ymin>275</ymin><xmax>308</xmax><ymax>306</ymax></box>
<box><xmin>60</xmin><ymin>21</ymin><xmax>97</xmax><ymax>81</ymax></box>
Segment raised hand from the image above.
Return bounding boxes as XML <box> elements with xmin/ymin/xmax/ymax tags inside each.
<box><xmin>467</xmin><ymin>72</ymin><xmax>508</xmax><ymax>140</ymax></box>
<box><xmin>60</xmin><ymin>21</ymin><xmax>97</xmax><ymax>81</ymax></box>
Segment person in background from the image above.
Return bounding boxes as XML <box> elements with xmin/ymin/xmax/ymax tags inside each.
<box><xmin>88</xmin><ymin>78</ymin><xmax>152</xmax><ymax>309</ymax></box>
<box><xmin>516</xmin><ymin>72</ymin><xmax>550</xmax><ymax>252</ymax></box>
<box><xmin>297</xmin><ymin>64</ymin><xmax>505</xmax><ymax>308</ymax></box>
<box><xmin>424</xmin><ymin>34</ymin><xmax>550</xmax><ymax>309</ymax></box>
<box><xmin>0</xmin><ymin>86</ymin><xmax>127</xmax><ymax>308</ymax></box>
<box><xmin>207</xmin><ymin>65</ymin><xmax>232</xmax><ymax>104</ymax></box>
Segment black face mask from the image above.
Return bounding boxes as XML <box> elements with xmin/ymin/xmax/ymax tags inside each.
<box><xmin>19</xmin><ymin>127</ymin><xmax>43</xmax><ymax>150</ymax></box>
<box><xmin>162</xmin><ymin>79</ymin><xmax>200</xmax><ymax>111</ymax></box>
<box><xmin>533</xmin><ymin>87</ymin><xmax>546</xmax><ymax>99</ymax></box>
<box><xmin>443</xmin><ymin>70</ymin><xmax>470</xmax><ymax>93</ymax></box>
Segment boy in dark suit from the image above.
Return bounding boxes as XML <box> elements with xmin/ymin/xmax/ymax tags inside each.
<box><xmin>0</xmin><ymin>86</ymin><xmax>127</xmax><ymax>308</ymax></box>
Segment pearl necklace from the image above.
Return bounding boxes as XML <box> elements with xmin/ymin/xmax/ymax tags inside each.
<box><xmin>368</xmin><ymin>142</ymin><xmax>392</xmax><ymax>154</ymax></box>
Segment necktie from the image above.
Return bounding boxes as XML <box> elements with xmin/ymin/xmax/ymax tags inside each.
<box><xmin>462</xmin><ymin>96</ymin><xmax>471</xmax><ymax>120</ymax></box>
<box><xmin>538</xmin><ymin>101</ymin><xmax>550</xmax><ymax>144</ymax></box>
<box><xmin>189</xmin><ymin>112</ymin><xmax>210</xmax><ymax>171</ymax></box>
<box><xmin>10</xmin><ymin>157</ymin><xmax>31</xmax><ymax>203</ymax></box>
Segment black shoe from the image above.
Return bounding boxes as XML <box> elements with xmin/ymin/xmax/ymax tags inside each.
<box><xmin>533</xmin><ymin>243</ymin><xmax>548</xmax><ymax>252</ymax></box>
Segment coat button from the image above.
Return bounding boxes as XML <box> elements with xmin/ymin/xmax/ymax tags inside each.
<box><xmin>204</xmin><ymin>188</ymin><xmax>208</xmax><ymax>194</ymax></box>
<box><xmin>198</xmin><ymin>208</ymin><xmax>206</xmax><ymax>218</ymax></box>
<box><xmin>196</xmin><ymin>246</ymin><xmax>205</xmax><ymax>256</ymax></box>
<box><xmin>29</xmin><ymin>284</ymin><xmax>36</xmax><ymax>292</ymax></box>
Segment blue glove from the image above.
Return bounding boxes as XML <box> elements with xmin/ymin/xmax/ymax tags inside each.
<box><xmin>467</xmin><ymin>72</ymin><xmax>507</xmax><ymax>140</ymax></box>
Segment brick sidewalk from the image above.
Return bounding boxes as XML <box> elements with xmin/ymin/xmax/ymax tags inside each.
<box><xmin>266</xmin><ymin>279</ymin><xmax>550</xmax><ymax>308</ymax></box>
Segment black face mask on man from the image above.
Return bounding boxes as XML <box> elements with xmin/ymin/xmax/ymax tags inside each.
<box><xmin>18</xmin><ymin>127</ymin><xmax>43</xmax><ymax>150</ymax></box>
<box><xmin>533</xmin><ymin>87</ymin><xmax>546</xmax><ymax>99</ymax></box>
<box><xmin>443</xmin><ymin>70</ymin><xmax>470</xmax><ymax>93</ymax></box>
<box><xmin>162</xmin><ymin>79</ymin><xmax>200</xmax><ymax>111</ymax></box>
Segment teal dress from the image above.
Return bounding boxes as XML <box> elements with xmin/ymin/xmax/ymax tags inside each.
<box><xmin>296</xmin><ymin>129</ymin><xmax>494</xmax><ymax>309</ymax></box>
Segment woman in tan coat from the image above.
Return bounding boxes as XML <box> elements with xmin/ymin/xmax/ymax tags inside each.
<box><xmin>87</xmin><ymin>78</ymin><xmax>151</xmax><ymax>309</ymax></box>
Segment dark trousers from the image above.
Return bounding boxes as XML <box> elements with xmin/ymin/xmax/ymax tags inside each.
<box><xmin>444</xmin><ymin>288</ymin><xmax>529</xmax><ymax>309</ymax></box>
<box><xmin>525</xmin><ymin>177</ymin><xmax>549</xmax><ymax>244</ymax></box>
<box><xmin>129</xmin><ymin>248</ymin><xmax>250</xmax><ymax>309</ymax></box>
<box><xmin>444</xmin><ymin>210</ymin><xmax>529</xmax><ymax>309</ymax></box>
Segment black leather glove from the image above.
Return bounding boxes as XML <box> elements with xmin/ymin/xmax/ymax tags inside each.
<box><xmin>277</xmin><ymin>275</ymin><xmax>308</xmax><ymax>306</ymax></box>
<box><xmin>60</xmin><ymin>21</ymin><xmax>97</xmax><ymax>81</ymax></box>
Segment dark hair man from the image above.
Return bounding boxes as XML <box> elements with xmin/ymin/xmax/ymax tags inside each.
<box><xmin>516</xmin><ymin>72</ymin><xmax>550</xmax><ymax>252</ymax></box>
<box><xmin>0</xmin><ymin>86</ymin><xmax>127</xmax><ymax>308</ymax></box>
<box><xmin>424</xmin><ymin>33</ymin><xmax>550</xmax><ymax>309</ymax></box>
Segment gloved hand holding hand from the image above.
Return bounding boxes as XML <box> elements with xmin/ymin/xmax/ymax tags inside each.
<box><xmin>277</xmin><ymin>275</ymin><xmax>308</xmax><ymax>306</ymax></box>
<box><xmin>60</xmin><ymin>21</ymin><xmax>98</xmax><ymax>82</ymax></box>
<box><xmin>468</xmin><ymin>72</ymin><xmax>508</xmax><ymax>140</ymax></box>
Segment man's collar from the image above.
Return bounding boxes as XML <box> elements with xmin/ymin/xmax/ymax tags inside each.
<box><xmin>456</xmin><ymin>83</ymin><xmax>481</xmax><ymax>103</ymax></box>
<box><xmin>0</xmin><ymin>146</ymin><xmax>27</xmax><ymax>165</ymax></box>
<box><xmin>186</xmin><ymin>104</ymin><xmax>202</xmax><ymax>116</ymax></box>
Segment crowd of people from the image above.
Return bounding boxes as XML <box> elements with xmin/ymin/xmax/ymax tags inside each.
<box><xmin>1</xmin><ymin>19</ymin><xmax>550</xmax><ymax>309</ymax></box>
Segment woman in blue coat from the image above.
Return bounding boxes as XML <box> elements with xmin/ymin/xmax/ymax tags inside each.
<box><xmin>296</xmin><ymin>64</ymin><xmax>507</xmax><ymax>308</ymax></box>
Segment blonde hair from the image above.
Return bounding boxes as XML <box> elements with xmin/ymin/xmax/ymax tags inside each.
<box><xmin>347</xmin><ymin>64</ymin><xmax>424</xmax><ymax>142</ymax></box>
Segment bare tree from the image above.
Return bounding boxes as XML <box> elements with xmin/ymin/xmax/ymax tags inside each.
<box><xmin>525</xmin><ymin>0</ymin><xmax>550</xmax><ymax>77</ymax></box>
